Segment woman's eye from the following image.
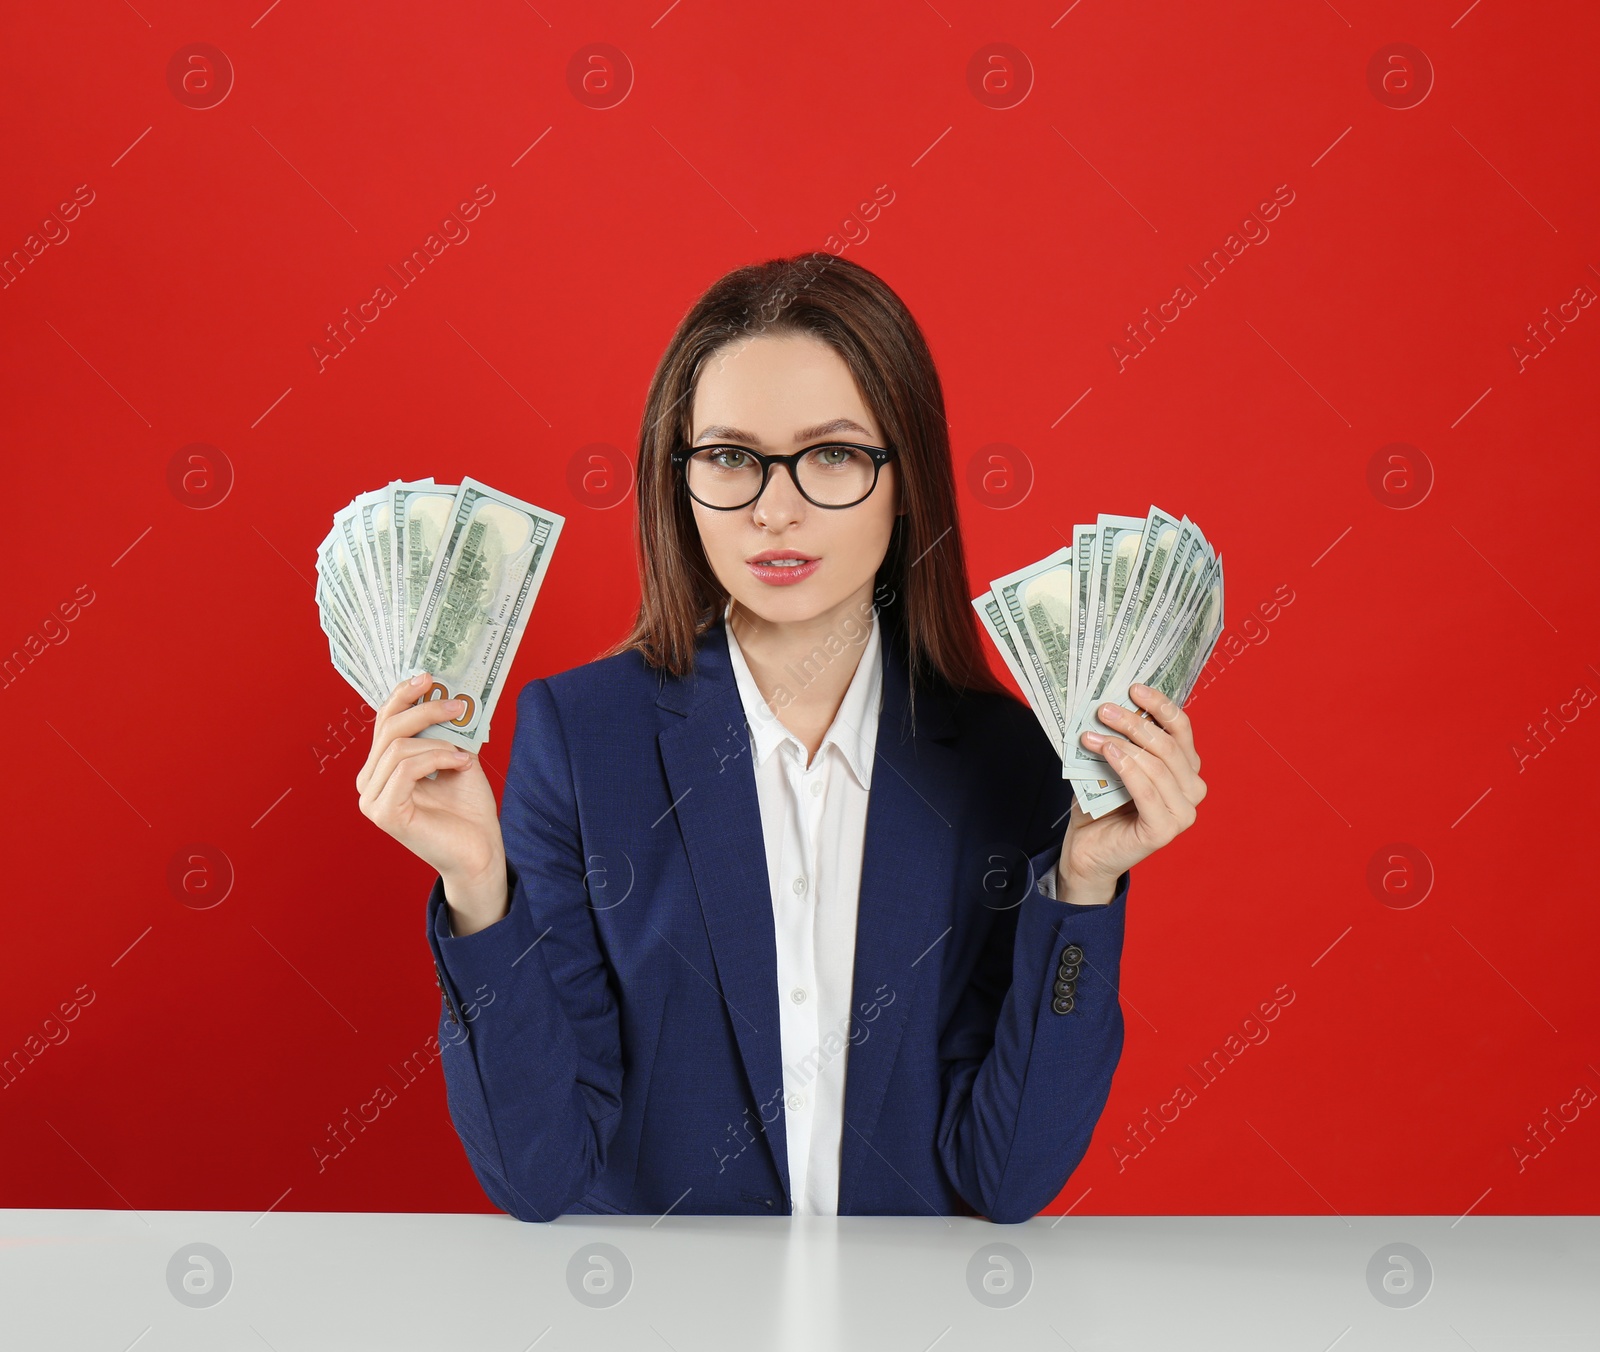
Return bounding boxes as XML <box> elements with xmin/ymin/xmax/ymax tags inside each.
<box><xmin>709</xmin><ymin>450</ymin><xmax>751</xmax><ymax>470</ymax></box>
<box><xmin>811</xmin><ymin>445</ymin><xmax>854</xmax><ymax>467</ymax></box>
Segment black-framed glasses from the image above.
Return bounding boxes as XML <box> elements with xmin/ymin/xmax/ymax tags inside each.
<box><xmin>671</xmin><ymin>441</ymin><xmax>895</xmax><ymax>511</ymax></box>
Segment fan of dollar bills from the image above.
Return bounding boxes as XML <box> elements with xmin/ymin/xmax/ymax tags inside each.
<box><xmin>315</xmin><ymin>475</ymin><xmax>565</xmax><ymax>752</ymax></box>
<box><xmin>973</xmin><ymin>505</ymin><xmax>1224</xmax><ymax>819</ymax></box>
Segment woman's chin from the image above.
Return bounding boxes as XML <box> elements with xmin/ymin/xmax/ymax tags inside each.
<box><xmin>730</xmin><ymin>584</ymin><xmax>847</xmax><ymax>630</ymax></box>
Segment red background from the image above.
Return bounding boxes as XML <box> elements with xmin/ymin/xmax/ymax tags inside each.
<box><xmin>3</xmin><ymin>0</ymin><xmax>1596</xmax><ymax>1218</ymax></box>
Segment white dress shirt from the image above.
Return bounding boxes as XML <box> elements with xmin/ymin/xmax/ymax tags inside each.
<box><xmin>723</xmin><ymin>610</ymin><xmax>1072</xmax><ymax>1214</ymax></box>
<box><xmin>724</xmin><ymin>611</ymin><xmax>883</xmax><ymax>1216</ymax></box>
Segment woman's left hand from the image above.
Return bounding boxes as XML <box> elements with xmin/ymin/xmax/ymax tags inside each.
<box><xmin>1058</xmin><ymin>682</ymin><xmax>1206</xmax><ymax>904</ymax></box>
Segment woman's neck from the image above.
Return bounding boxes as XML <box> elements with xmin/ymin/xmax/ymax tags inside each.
<box><xmin>728</xmin><ymin>581</ymin><xmax>877</xmax><ymax>764</ymax></box>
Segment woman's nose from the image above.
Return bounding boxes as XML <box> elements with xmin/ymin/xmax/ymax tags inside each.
<box><xmin>751</xmin><ymin>462</ymin><xmax>806</xmax><ymax>528</ymax></box>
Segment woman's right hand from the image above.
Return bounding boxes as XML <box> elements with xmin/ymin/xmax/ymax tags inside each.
<box><xmin>357</xmin><ymin>672</ymin><xmax>508</xmax><ymax>925</ymax></box>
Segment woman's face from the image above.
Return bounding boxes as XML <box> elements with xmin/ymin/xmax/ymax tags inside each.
<box><xmin>687</xmin><ymin>331</ymin><xmax>899</xmax><ymax>629</ymax></box>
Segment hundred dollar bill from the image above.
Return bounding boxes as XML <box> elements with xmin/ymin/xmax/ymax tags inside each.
<box><xmin>1014</xmin><ymin>551</ymin><xmax>1082</xmax><ymax>736</ymax></box>
<box><xmin>969</xmin><ymin>506</ymin><xmax>1221</xmax><ymax>821</ymax></box>
<box><xmin>1078</xmin><ymin>514</ymin><xmax>1147</xmax><ymax>713</ymax></box>
<box><xmin>395</xmin><ymin>480</ymin><xmax>460</xmax><ymax>668</ymax></box>
<box><xmin>1062</xmin><ymin>553</ymin><xmax>1214</xmax><ymax>779</ymax></box>
<box><xmin>315</xmin><ymin>570</ymin><xmax>381</xmax><ymax>707</ymax></box>
<box><xmin>973</xmin><ymin>563</ymin><xmax>1132</xmax><ymax>815</ymax></box>
<box><xmin>402</xmin><ymin>476</ymin><xmax>566</xmax><ymax>751</ymax></box>
<box><xmin>1153</xmin><ymin>556</ymin><xmax>1226</xmax><ymax>706</ymax></box>
<box><xmin>1061</xmin><ymin>520</ymin><xmax>1209</xmax><ymax>777</ymax></box>
<box><xmin>1068</xmin><ymin>523</ymin><xmax>1098</xmax><ymax>713</ymax></box>
<box><xmin>972</xmin><ymin>593</ymin><xmax>1056</xmax><ymax>744</ymax></box>
<box><xmin>1131</xmin><ymin>524</ymin><xmax>1211</xmax><ymax>672</ymax></box>
<box><xmin>988</xmin><ymin>548</ymin><xmax>1074</xmax><ymax>744</ymax></box>
<box><xmin>1081</xmin><ymin>506</ymin><xmax>1182</xmax><ymax>710</ymax></box>
<box><xmin>1066</xmin><ymin>554</ymin><xmax>1224</xmax><ymax>779</ymax></box>
<box><xmin>384</xmin><ymin>478</ymin><xmax>434</xmax><ymax>677</ymax></box>
<box><xmin>1068</xmin><ymin>508</ymin><xmax>1196</xmax><ymax>774</ymax></box>
<box><xmin>336</xmin><ymin>503</ymin><xmax>396</xmax><ymax>688</ymax></box>
<box><xmin>1079</xmin><ymin>557</ymin><xmax>1224</xmax><ymax>796</ymax></box>
<box><xmin>354</xmin><ymin>484</ymin><xmax>403</xmax><ymax>677</ymax></box>
<box><xmin>318</xmin><ymin>522</ymin><xmax>391</xmax><ymax>691</ymax></box>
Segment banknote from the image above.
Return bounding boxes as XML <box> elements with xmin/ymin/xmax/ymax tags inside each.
<box><xmin>315</xmin><ymin>476</ymin><xmax>565</xmax><ymax>751</ymax></box>
<box><xmin>318</xmin><ymin>521</ymin><xmax>390</xmax><ymax>692</ymax></box>
<box><xmin>1077</xmin><ymin>514</ymin><xmax>1148</xmax><ymax>715</ymax></box>
<box><xmin>973</xmin><ymin>507</ymin><xmax>1223</xmax><ymax>819</ymax></box>
<box><xmin>1072</xmin><ymin>556</ymin><xmax>1225</xmax><ymax>804</ymax></box>
<box><xmin>972</xmin><ymin>592</ymin><xmax>1053</xmax><ymax>743</ymax></box>
<box><xmin>989</xmin><ymin>548</ymin><xmax>1075</xmax><ymax>742</ymax></box>
<box><xmin>394</xmin><ymin>480</ymin><xmax>458</xmax><ymax>670</ymax></box>
<box><xmin>400</xmin><ymin>476</ymin><xmax>565</xmax><ymax>751</ymax></box>
<box><xmin>1061</xmin><ymin>516</ymin><xmax>1210</xmax><ymax>779</ymax></box>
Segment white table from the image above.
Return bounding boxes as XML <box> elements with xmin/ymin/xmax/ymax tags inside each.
<box><xmin>2</xmin><ymin>1210</ymin><xmax>1593</xmax><ymax>1350</ymax></box>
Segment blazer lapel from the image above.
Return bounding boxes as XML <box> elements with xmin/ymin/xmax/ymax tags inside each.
<box><xmin>656</xmin><ymin>624</ymin><xmax>792</xmax><ymax>1201</ymax></box>
<box><xmin>837</xmin><ymin>638</ymin><xmax>963</xmax><ymax>1214</ymax></box>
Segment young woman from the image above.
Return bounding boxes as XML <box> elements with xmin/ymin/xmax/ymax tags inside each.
<box><xmin>356</xmin><ymin>253</ymin><xmax>1206</xmax><ymax>1222</ymax></box>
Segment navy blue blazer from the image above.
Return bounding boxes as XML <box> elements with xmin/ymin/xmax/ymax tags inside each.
<box><xmin>424</xmin><ymin>616</ymin><xmax>1130</xmax><ymax>1223</ymax></box>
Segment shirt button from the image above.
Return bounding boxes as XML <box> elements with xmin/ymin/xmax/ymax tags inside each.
<box><xmin>809</xmin><ymin>780</ymin><xmax>823</xmax><ymax>798</ymax></box>
<box><xmin>792</xmin><ymin>876</ymin><xmax>807</xmax><ymax>895</ymax></box>
<box><xmin>787</xmin><ymin>1093</ymin><xmax>804</xmax><ymax>1111</ymax></box>
<box><xmin>791</xmin><ymin>987</ymin><xmax>807</xmax><ymax>1004</ymax></box>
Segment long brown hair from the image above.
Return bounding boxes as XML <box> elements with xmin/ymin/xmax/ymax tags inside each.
<box><xmin>609</xmin><ymin>251</ymin><xmax>1004</xmax><ymax>699</ymax></box>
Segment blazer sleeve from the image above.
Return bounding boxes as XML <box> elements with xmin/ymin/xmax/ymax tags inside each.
<box><xmin>424</xmin><ymin>677</ymin><xmax>624</xmax><ymax>1222</ymax></box>
<box><xmin>934</xmin><ymin>760</ymin><xmax>1129</xmax><ymax>1224</ymax></box>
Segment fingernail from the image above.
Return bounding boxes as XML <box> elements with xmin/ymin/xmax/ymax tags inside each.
<box><xmin>1100</xmin><ymin>704</ymin><xmax>1119</xmax><ymax>721</ymax></box>
<box><xmin>1131</xmin><ymin>683</ymin><xmax>1149</xmax><ymax>695</ymax></box>
<box><xmin>409</xmin><ymin>672</ymin><xmax>426</xmax><ymax>686</ymax></box>
<box><xmin>1105</xmin><ymin>741</ymin><xmax>1124</xmax><ymax>760</ymax></box>
<box><xmin>1082</xmin><ymin>731</ymin><xmax>1105</xmax><ymax>748</ymax></box>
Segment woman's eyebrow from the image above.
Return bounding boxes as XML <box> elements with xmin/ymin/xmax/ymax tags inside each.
<box><xmin>692</xmin><ymin>417</ymin><xmax>872</xmax><ymax>445</ymax></box>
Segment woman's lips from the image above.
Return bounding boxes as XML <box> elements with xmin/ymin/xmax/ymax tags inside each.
<box><xmin>745</xmin><ymin>556</ymin><xmax>821</xmax><ymax>586</ymax></box>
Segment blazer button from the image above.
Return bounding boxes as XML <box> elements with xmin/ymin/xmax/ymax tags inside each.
<box><xmin>1053</xmin><ymin>976</ymin><xmax>1076</xmax><ymax>998</ymax></box>
<box><xmin>1057</xmin><ymin>961</ymin><xmax>1080</xmax><ymax>982</ymax></box>
<box><xmin>1052</xmin><ymin>994</ymin><xmax>1076</xmax><ymax>1015</ymax></box>
<box><xmin>1061</xmin><ymin>944</ymin><xmax>1084</xmax><ymax>965</ymax></box>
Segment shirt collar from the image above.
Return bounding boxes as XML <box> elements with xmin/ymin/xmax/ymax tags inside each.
<box><xmin>724</xmin><ymin>603</ymin><xmax>883</xmax><ymax>790</ymax></box>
